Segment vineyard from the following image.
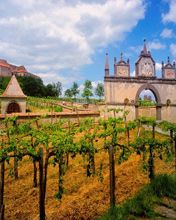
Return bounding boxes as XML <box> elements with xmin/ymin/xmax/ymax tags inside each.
<box><xmin>0</xmin><ymin>110</ymin><xmax>176</xmax><ymax>220</ymax></box>
<box><xmin>26</xmin><ymin>97</ymin><xmax>63</xmax><ymax>113</ymax></box>
<box><xmin>26</xmin><ymin>96</ymin><xmax>100</xmax><ymax>114</ymax></box>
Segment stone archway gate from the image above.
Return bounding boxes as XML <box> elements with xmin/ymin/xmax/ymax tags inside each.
<box><xmin>104</xmin><ymin>41</ymin><xmax>176</xmax><ymax>122</ymax></box>
<box><xmin>104</xmin><ymin>77</ymin><xmax>176</xmax><ymax>122</ymax></box>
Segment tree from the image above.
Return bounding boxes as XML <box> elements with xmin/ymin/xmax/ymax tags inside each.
<box><xmin>71</xmin><ymin>82</ymin><xmax>79</xmax><ymax>100</ymax></box>
<box><xmin>54</xmin><ymin>81</ymin><xmax>62</xmax><ymax>97</ymax></box>
<box><xmin>17</xmin><ymin>76</ymin><xmax>46</xmax><ymax>97</ymax></box>
<box><xmin>46</xmin><ymin>84</ymin><xmax>55</xmax><ymax>97</ymax></box>
<box><xmin>1</xmin><ymin>76</ymin><xmax>63</xmax><ymax>98</ymax></box>
<box><xmin>0</xmin><ymin>77</ymin><xmax>11</xmax><ymax>91</ymax></box>
<box><xmin>45</xmin><ymin>82</ymin><xmax>62</xmax><ymax>97</ymax></box>
<box><xmin>64</xmin><ymin>89</ymin><xmax>73</xmax><ymax>98</ymax></box>
<box><xmin>95</xmin><ymin>83</ymin><xmax>104</xmax><ymax>100</ymax></box>
<box><xmin>82</xmin><ymin>80</ymin><xmax>93</xmax><ymax>103</ymax></box>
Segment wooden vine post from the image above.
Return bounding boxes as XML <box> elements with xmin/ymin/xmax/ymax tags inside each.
<box><xmin>109</xmin><ymin>143</ymin><xmax>115</xmax><ymax>207</ymax></box>
<box><xmin>109</xmin><ymin>118</ymin><xmax>117</xmax><ymax>207</ymax></box>
<box><xmin>159</xmin><ymin>121</ymin><xmax>176</xmax><ymax>173</ymax></box>
<box><xmin>99</xmin><ymin>109</ymin><xmax>130</xmax><ymax>209</ymax></box>
<box><xmin>79</xmin><ymin>118</ymin><xmax>98</xmax><ymax>177</ymax></box>
<box><xmin>0</xmin><ymin>161</ymin><xmax>5</xmax><ymax>220</ymax></box>
<box><xmin>38</xmin><ymin>148</ymin><xmax>45</xmax><ymax>220</ymax></box>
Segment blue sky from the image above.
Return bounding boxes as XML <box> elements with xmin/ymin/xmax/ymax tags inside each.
<box><xmin>0</xmin><ymin>0</ymin><xmax>176</xmax><ymax>91</ymax></box>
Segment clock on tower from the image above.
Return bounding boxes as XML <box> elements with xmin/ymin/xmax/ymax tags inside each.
<box><xmin>135</xmin><ymin>40</ymin><xmax>155</xmax><ymax>77</ymax></box>
<box><xmin>140</xmin><ymin>58</ymin><xmax>154</xmax><ymax>77</ymax></box>
<box><xmin>114</xmin><ymin>53</ymin><xmax>130</xmax><ymax>77</ymax></box>
<box><xmin>162</xmin><ymin>57</ymin><xmax>176</xmax><ymax>79</ymax></box>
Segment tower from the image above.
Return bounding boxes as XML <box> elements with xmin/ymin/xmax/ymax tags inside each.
<box><xmin>135</xmin><ymin>40</ymin><xmax>155</xmax><ymax>77</ymax></box>
<box><xmin>162</xmin><ymin>57</ymin><xmax>176</xmax><ymax>79</ymax></box>
<box><xmin>114</xmin><ymin>52</ymin><xmax>130</xmax><ymax>77</ymax></box>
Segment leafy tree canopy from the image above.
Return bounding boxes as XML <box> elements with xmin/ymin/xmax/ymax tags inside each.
<box><xmin>95</xmin><ymin>83</ymin><xmax>104</xmax><ymax>100</ymax></box>
<box><xmin>82</xmin><ymin>80</ymin><xmax>93</xmax><ymax>103</ymax></box>
<box><xmin>71</xmin><ymin>82</ymin><xmax>79</xmax><ymax>99</ymax></box>
<box><xmin>0</xmin><ymin>76</ymin><xmax>62</xmax><ymax>98</ymax></box>
<box><xmin>64</xmin><ymin>89</ymin><xmax>73</xmax><ymax>98</ymax></box>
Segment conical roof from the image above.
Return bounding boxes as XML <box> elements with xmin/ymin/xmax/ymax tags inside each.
<box><xmin>1</xmin><ymin>75</ymin><xmax>26</xmax><ymax>98</ymax></box>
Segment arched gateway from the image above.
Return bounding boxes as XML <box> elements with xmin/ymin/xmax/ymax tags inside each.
<box><xmin>135</xmin><ymin>84</ymin><xmax>161</xmax><ymax>120</ymax></box>
<box><xmin>104</xmin><ymin>41</ymin><xmax>176</xmax><ymax>122</ymax></box>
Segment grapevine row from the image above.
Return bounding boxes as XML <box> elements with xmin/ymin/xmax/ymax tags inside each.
<box><xmin>0</xmin><ymin>111</ymin><xmax>175</xmax><ymax>220</ymax></box>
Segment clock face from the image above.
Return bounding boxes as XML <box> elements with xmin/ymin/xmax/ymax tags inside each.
<box><xmin>165</xmin><ymin>69</ymin><xmax>175</xmax><ymax>79</ymax></box>
<box><xmin>118</xmin><ymin>66</ymin><xmax>128</xmax><ymax>77</ymax></box>
<box><xmin>139</xmin><ymin>58</ymin><xmax>154</xmax><ymax>77</ymax></box>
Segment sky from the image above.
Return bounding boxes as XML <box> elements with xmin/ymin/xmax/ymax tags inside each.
<box><xmin>0</xmin><ymin>0</ymin><xmax>176</xmax><ymax>91</ymax></box>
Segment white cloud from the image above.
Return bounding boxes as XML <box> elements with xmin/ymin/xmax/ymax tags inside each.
<box><xmin>160</xmin><ymin>28</ymin><xmax>174</xmax><ymax>38</ymax></box>
<box><xmin>155</xmin><ymin>62</ymin><xmax>162</xmax><ymax>71</ymax></box>
<box><xmin>162</xmin><ymin>0</ymin><xmax>176</xmax><ymax>23</ymax></box>
<box><xmin>131</xmin><ymin>70</ymin><xmax>135</xmax><ymax>76</ymax></box>
<box><xmin>129</xmin><ymin>45</ymin><xmax>142</xmax><ymax>54</ymax></box>
<box><xmin>155</xmin><ymin>62</ymin><xmax>162</xmax><ymax>78</ymax></box>
<box><xmin>0</xmin><ymin>0</ymin><xmax>145</xmax><ymax>84</ymax></box>
<box><xmin>37</xmin><ymin>72</ymin><xmax>69</xmax><ymax>84</ymax></box>
<box><xmin>170</xmin><ymin>44</ymin><xmax>176</xmax><ymax>57</ymax></box>
<box><xmin>148</xmin><ymin>41</ymin><xmax>166</xmax><ymax>50</ymax></box>
<box><xmin>37</xmin><ymin>71</ymin><xmax>82</xmax><ymax>86</ymax></box>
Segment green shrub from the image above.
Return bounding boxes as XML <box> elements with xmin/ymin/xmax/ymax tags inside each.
<box><xmin>54</xmin><ymin>106</ymin><xmax>63</xmax><ymax>112</ymax></box>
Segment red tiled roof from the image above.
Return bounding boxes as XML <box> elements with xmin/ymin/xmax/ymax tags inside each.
<box><xmin>0</xmin><ymin>60</ymin><xmax>27</xmax><ymax>73</ymax></box>
<box><xmin>0</xmin><ymin>59</ymin><xmax>10</xmax><ymax>68</ymax></box>
<box><xmin>16</xmin><ymin>66</ymin><xmax>27</xmax><ymax>73</ymax></box>
<box><xmin>0</xmin><ymin>59</ymin><xmax>39</xmax><ymax>78</ymax></box>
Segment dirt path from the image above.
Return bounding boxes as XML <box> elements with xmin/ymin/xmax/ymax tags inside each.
<box><xmin>154</xmin><ymin>198</ymin><xmax>176</xmax><ymax>219</ymax></box>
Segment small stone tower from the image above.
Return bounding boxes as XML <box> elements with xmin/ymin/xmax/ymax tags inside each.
<box><xmin>135</xmin><ymin>40</ymin><xmax>156</xmax><ymax>77</ymax></box>
<box><xmin>114</xmin><ymin>53</ymin><xmax>130</xmax><ymax>77</ymax></box>
<box><xmin>162</xmin><ymin>57</ymin><xmax>176</xmax><ymax>79</ymax></box>
<box><xmin>0</xmin><ymin>75</ymin><xmax>27</xmax><ymax>114</ymax></box>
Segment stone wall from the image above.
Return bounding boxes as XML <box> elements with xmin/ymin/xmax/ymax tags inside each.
<box><xmin>1</xmin><ymin>98</ymin><xmax>26</xmax><ymax>114</ymax></box>
<box><xmin>98</xmin><ymin>104</ymin><xmax>135</xmax><ymax>121</ymax></box>
<box><xmin>104</xmin><ymin>77</ymin><xmax>176</xmax><ymax>105</ymax></box>
<box><xmin>138</xmin><ymin>106</ymin><xmax>156</xmax><ymax>118</ymax></box>
<box><xmin>160</xmin><ymin>106</ymin><xmax>176</xmax><ymax>123</ymax></box>
<box><xmin>104</xmin><ymin>77</ymin><xmax>176</xmax><ymax>122</ymax></box>
<box><xmin>99</xmin><ymin>104</ymin><xmax>176</xmax><ymax>122</ymax></box>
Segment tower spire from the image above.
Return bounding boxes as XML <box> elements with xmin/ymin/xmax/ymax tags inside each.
<box><xmin>167</xmin><ymin>56</ymin><xmax>170</xmax><ymax>64</ymax></box>
<box><xmin>120</xmin><ymin>52</ymin><xmax>123</xmax><ymax>61</ymax></box>
<box><xmin>143</xmin><ymin>39</ymin><xmax>148</xmax><ymax>54</ymax></box>
<box><xmin>105</xmin><ymin>52</ymin><xmax>109</xmax><ymax>69</ymax></box>
<box><xmin>105</xmin><ymin>52</ymin><xmax>109</xmax><ymax>76</ymax></box>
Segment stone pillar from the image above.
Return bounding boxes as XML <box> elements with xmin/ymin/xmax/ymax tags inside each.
<box><xmin>135</xmin><ymin>104</ymin><xmax>139</xmax><ymax>119</ymax></box>
<box><xmin>156</xmin><ymin>104</ymin><xmax>162</xmax><ymax>120</ymax></box>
